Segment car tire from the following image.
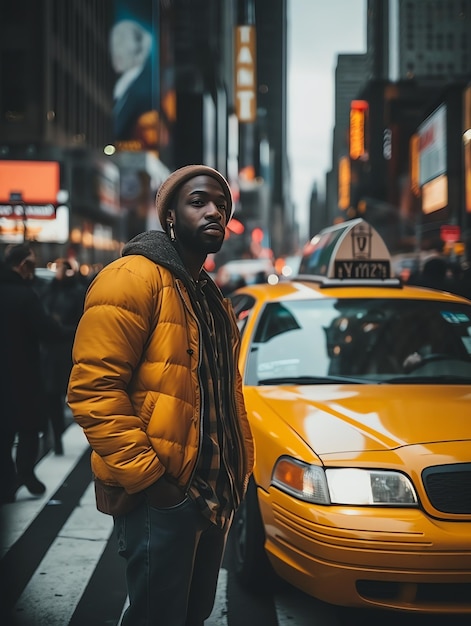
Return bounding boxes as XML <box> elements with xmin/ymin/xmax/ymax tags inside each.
<box><xmin>232</xmin><ymin>477</ymin><xmax>278</xmax><ymax>591</ymax></box>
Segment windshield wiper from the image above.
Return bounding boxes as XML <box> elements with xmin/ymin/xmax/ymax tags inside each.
<box><xmin>380</xmin><ymin>375</ymin><xmax>471</xmax><ymax>384</ymax></box>
<box><xmin>258</xmin><ymin>375</ymin><xmax>368</xmax><ymax>385</ymax></box>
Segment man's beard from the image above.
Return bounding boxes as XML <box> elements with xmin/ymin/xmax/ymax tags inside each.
<box><xmin>175</xmin><ymin>223</ymin><xmax>224</xmax><ymax>255</ymax></box>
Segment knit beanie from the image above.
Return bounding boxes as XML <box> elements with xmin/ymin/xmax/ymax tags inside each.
<box><xmin>155</xmin><ymin>165</ymin><xmax>234</xmax><ymax>230</ymax></box>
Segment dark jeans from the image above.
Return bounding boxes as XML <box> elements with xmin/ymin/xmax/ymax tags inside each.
<box><xmin>115</xmin><ymin>496</ymin><xmax>231</xmax><ymax>626</ymax></box>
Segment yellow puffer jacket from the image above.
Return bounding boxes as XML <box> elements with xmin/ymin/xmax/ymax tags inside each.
<box><xmin>68</xmin><ymin>235</ymin><xmax>254</xmax><ymax>505</ymax></box>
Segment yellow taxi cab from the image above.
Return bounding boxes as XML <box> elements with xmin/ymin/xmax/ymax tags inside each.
<box><xmin>229</xmin><ymin>218</ymin><xmax>471</xmax><ymax>614</ymax></box>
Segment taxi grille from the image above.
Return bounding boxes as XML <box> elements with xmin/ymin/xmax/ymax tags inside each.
<box><xmin>422</xmin><ymin>463</ymin><xmax>471</xmax><ymax>514</ymax></box>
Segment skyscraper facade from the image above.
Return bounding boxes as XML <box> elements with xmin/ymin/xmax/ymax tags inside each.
<box><xmin>398</xmin><ymin>0</ymin><xmax>471</xmax><ymax>80</ymax></box>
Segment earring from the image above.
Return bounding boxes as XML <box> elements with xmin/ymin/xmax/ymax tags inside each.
<box><xmin>168</xmin><ymin>222</ymin><xmax>176</xmax><ymax>242</ymax></box>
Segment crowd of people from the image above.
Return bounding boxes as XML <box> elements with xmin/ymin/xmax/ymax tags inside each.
<box><xmin>0</xmin><ymin>244</ymin><xmax>86</xmax><ymax>504</ymax></box>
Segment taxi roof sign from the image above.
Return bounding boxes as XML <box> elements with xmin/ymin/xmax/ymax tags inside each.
<box><xmin>298</xmin><ymin>219</ymin><xmax>400</xmax><ymax>287</ymax></box>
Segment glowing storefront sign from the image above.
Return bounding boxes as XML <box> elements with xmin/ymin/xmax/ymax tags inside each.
<box><xmin>338</xmin><ymin>156</ymin><xmax>351</xmax><ymax>210</ymax></box>
<box><xmin>0</xmin><ymin>206</ymin><xmax>69</xmax><ymax>244</ymax></box>
<box><xmin>422</xmin><ymin>174</ymin><xmax>448</xmax><ymax>214</ymax></box>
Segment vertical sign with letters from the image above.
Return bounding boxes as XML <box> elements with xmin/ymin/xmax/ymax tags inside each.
<box><xmin>235</xmin><ymin>25</ymin><xmax>257</xmax><ymax>123</ymax></box>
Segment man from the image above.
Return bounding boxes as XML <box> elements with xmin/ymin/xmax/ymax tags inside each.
<box><xmin>0</xmin><ymin>244</ymin><xmax>65</xmax><ymax>503</ymax></box>
<box><xmin>68</xmin><ymin>165</ymin><xmax>254</xmax><ymax>625</ymax></box>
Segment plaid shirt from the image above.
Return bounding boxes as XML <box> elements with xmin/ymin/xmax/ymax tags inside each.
<box><xmin>187</xmin><ymin>281</ymin><xmax>236</xmax><ymax>529</ymax></box>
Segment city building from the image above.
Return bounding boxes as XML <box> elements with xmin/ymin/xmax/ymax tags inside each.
<box><xmin>0</xmin><ymin>0</ymin><xmax>123</xmax><ymax>267</ymax></box>
<box><xmin>397</xmin><ymin>0</ymin><xmax>471</xmax><ymax>81</ymax></box>
<box><xmin>0</xmin><ymin>0</ymin><xmax>292</xmax><ymax>270</ymax></box>
<box><xmin>326</xmin><ymin>0</ymin><xmax>471</xmax><ymax>260</ymax></box>
<box><xmin>327</xmin><ymin>53</ymin><xmax>369</xmax><ymax>223</ymax></box>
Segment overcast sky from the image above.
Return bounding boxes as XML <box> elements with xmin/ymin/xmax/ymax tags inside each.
<box><xmin>287</xmin><ymin>0</ymin><xmax>366</xmax><ymax>239</ymax></box>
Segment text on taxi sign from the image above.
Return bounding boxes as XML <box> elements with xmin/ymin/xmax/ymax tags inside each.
<box><xmin>334</xmin><ymin>260</ymin><xmax>391</xmax><ymax>280</ymax></box>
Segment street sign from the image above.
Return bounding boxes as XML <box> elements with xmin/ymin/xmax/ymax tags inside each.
<box><xmin>440</xmin><ymin>224</ymin><xmax>461</xmax><ymax>243</ymax></box>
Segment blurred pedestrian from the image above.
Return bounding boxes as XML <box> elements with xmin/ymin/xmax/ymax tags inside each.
<box><xmin>0</xmin><ymin>244</ymin><xmax>68</xmax><ymax>503</ymax></box>
<box><xmin>409</xmin><ymin>257</ymin><xmax>453</xmax><ymax>292</ymax></box>
<box><xmin>455</xmin><ymin>265</ymin><xmax>471</xmax><ymax>300</ymax></box>
<box><xmin>68</xmin><ymin>165</ymin><xmax>254</xmax><ymax>626</ymax></box>
<box><xmin>445</xmin><ymin>262</ymin><xmax>471</xmax><ymax>300</ymax></box>
<box><xmin>254</xmin><ymin>269</ymin><xmax>268</xmax><ymax>284</ymax></box>
<box><xmin>41</xmin><ymin>258</ymin><xmax>86</xmax><ymax>455</ymax></box>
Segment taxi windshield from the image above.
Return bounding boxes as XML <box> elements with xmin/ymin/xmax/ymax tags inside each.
<box><xmin>246</xmin><ymin>298</ymin><xmax>471</xmax><ymax>385</ymax></box>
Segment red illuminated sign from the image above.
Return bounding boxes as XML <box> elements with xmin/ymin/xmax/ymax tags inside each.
<box><xmin>0</xmin><ymin>161</ymin><xmax>60</xmax><ymax>204</ymax></box>
<box><xmin>440</xmin><ymin>225</ymin><xmax>460</xmax><ymax>243</ymax></box>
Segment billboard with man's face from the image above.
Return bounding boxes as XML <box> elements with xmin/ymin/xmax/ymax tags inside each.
<box><xmin>111</xmin><ymin>0</ymin><xmax>159</xmax><ymax>152</ymax></box>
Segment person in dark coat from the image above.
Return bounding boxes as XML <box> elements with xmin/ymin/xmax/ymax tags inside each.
<box><xmin>41</xmin><ymin>259</ymin><xmax>86</xmax><ymax>455</ymax></box>
<box><xmin>410</xmin><ymin>257</ymin><xmax>453</xmax><ymax>292</ymax></box>
<box><xmin>0</xmin><ymin>244</ymin><xmax>69</xmax><ymax>503</ymax></box>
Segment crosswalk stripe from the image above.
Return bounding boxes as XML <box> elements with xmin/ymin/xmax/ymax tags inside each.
<box><xmin>1</xmin><ymin>437</ymin><xmax>93</xmax><ymax>618</ymax></box>
<box><xmin>70</xmin><ymin>515</ymin><xmax>127</xmax><ymax>625</ymax></box>
<box><xmin>206</xmin><ymin>568</ymin><xmax>229</xmax><ymax>625</ymax></box>
<box><xmin>12</xmin><ymin>483</ymin><xmax>113</xmax><ymax>625</ymax></box>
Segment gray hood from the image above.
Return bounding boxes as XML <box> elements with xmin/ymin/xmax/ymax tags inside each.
<box><xmin>121</xmin><ymin>230</ymin><xmax>214</xmax><ymax>293</ymax></box>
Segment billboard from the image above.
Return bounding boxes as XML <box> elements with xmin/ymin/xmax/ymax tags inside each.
<box><xmin>418</xmin><ymin>104</ymin><xmax>447</xmax><ymax>187</ymax></box>
<box><xmin>0</xmin><ymin>160</ymin><xmax>60</xmax><ymax>204</ymax></box>
<box><xmin>0</xmin><ymin>160</ymin><xmax>66</xmax><ymax>243</ymax></box>
<box><xmin>110</xmin><ymin>0</ymin><xmax>159</xmax><ymax>152</ymax></box>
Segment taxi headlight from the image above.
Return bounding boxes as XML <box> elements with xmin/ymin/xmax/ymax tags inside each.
<box><xmin>325</xmin><ymin>468</ymin><xmax>418</xmax><ymax>505</ymax></box>
<box><xmin>272</xmin><ymin>458</ymin><xmax>418</xmax><ymax>506</ymax></box>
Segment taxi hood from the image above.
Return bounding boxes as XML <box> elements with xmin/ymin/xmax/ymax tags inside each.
<box><xmin>250</xmin><ymin>384</ymin><xmax>471</xmax><ymax>457</ymax></box>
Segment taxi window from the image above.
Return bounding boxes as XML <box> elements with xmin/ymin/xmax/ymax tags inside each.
<box><xmin>245</xmin><ymin>298</ymin><xmax>471</xmax><ymax>385</ymax></box>
<box><xmin>298</xmin><ymin>229</ymin><xmax>345</xmax><ymax>276</ymax></box>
